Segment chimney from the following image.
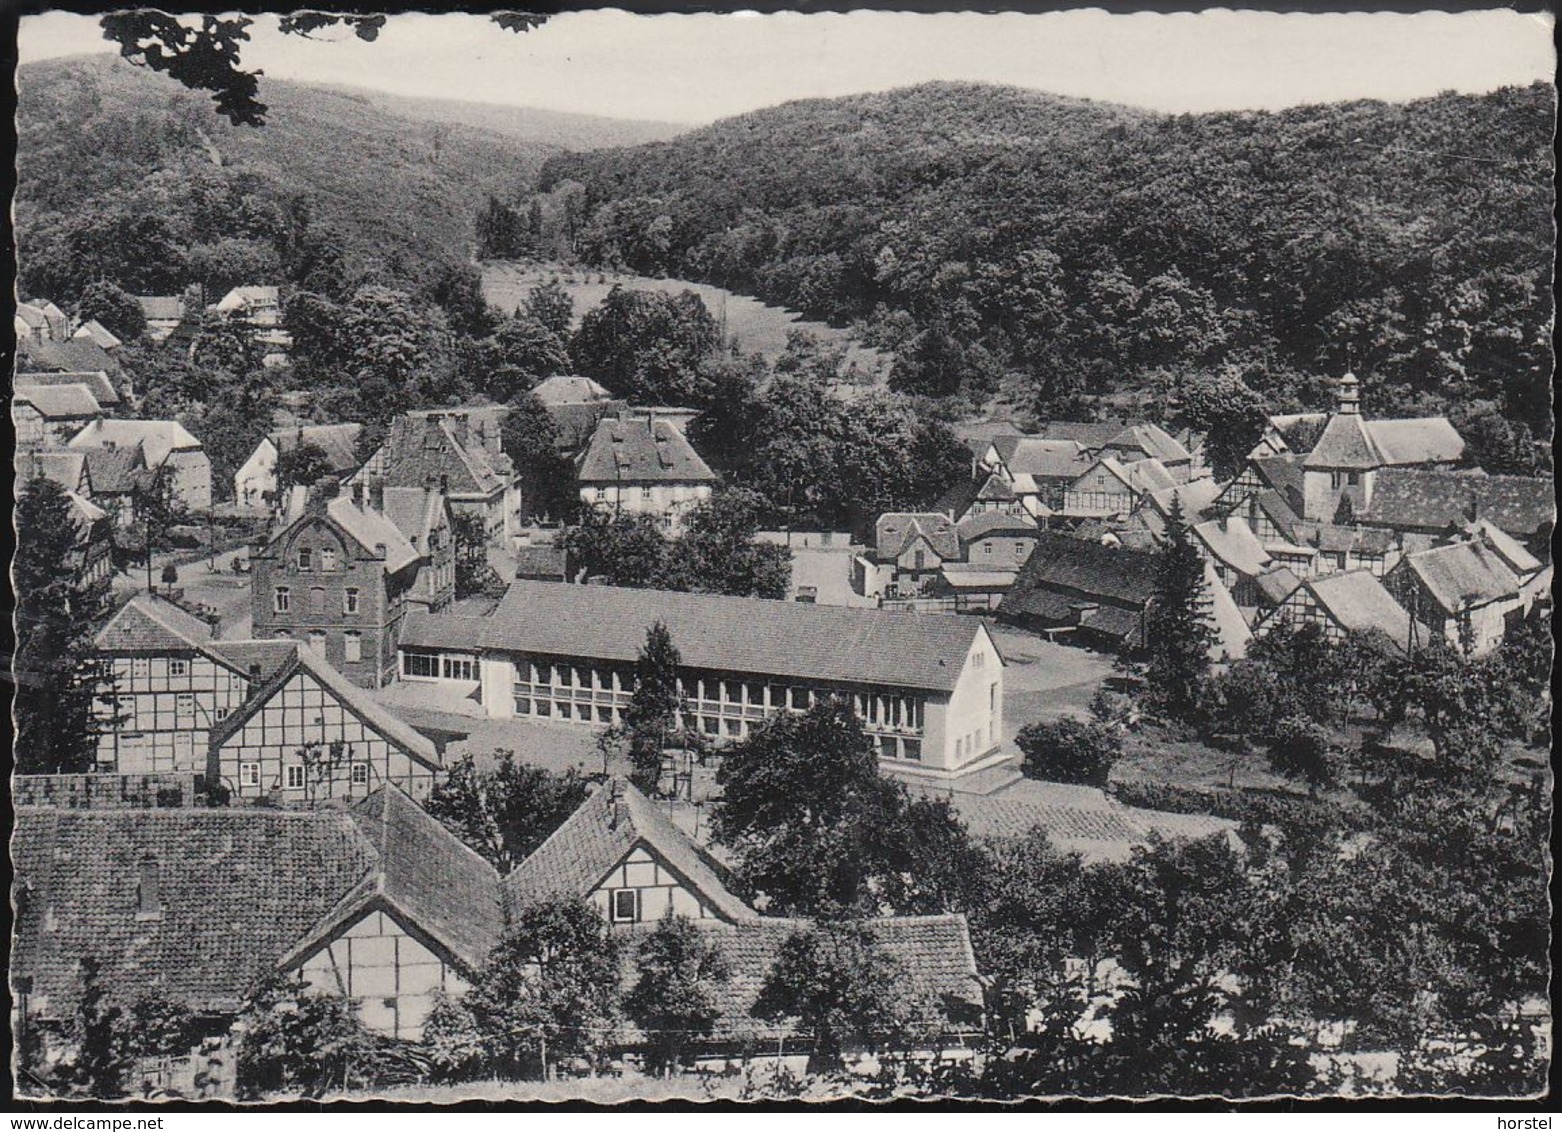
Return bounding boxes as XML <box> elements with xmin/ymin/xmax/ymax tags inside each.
<box><xmin>1337</xmin><ymin>371</ymin><xmax>1361</xmax><ymax>417</ymax></box>
<box><xmin>248</xmin><ymin>663</ymin><xmax>262</xmax><ymax>682</ymax></box>
<box><xmin>440</xmin><ymin>472</ymin><xmax>449</xmax><ymax>496</ymax></box>
<box><xmin>369</xmin><ymin>476</ymin><xmax>385</xmax><ymax>513</ymax></box>
<box><xmin>306</xmin><ymin>476</ymin><xmax>340</xmax><ymax>515</ymax></box>
<box><xmin>608</xmin><ymin>779</ymin><xmax>626</xmax><ymax>830</ymax></box>
<box><xmin>352</xmin><ymin>481</ymin><xmax>364</xmax><ymax>508</ymax></box>
<box><xmin>374</xmin><ymin>542</ymin><xmax>387</xmax><ymax>560</ymax></box>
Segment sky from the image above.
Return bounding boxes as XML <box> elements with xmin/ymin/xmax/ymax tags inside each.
<box><xmin>17</xmin><ymin>8</ymin><xmax>1556</xmax><ymax>125</ymax></box>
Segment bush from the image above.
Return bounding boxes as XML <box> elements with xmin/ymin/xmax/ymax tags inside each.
<box><xmin>1015</xmin><ymin>717</ymin><xmax>1122</xmax><ymax>788</ymax></box>
<box><xmin>1266</xmin><ymin>716</ymin><xmax>1340</xmax><ymax>794</ymax></box>
<box><xmin>161</xmin><ymin>564</ymin><xmax>179</xmax><ymax>585</ymax></box>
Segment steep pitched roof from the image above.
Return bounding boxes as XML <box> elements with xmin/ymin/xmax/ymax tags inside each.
<box><xmin>325</xmin><ymin>495</ymin><xmax>422</xmax><ymax>573</ymax></box>
<box><xmin>1106</xmin><ymin>423</ymin><xmax>1191</xmax><ymax>465</ymax></box>
<box><xmin>994</xmin><ymin>437</ymin><xmax>1093</xmax><ymax>479</ymax></box>
<box><xmin>1001</xmin><ymin>531</ymin><xmax>1160</xmax><ymax>614</ymax></box>
<box><xmin>1029</xmin><ymin>420</ymin><xmax>1130</xmax><ymax>448</ymax></box>
<box><xmin>1250</xmin><ymin>454</ymin><xmax>1307</xmax><ymax>516</ymax></box>
<box><xmin>1303</xmin><ymin>412</ymin><xmax>1382</xmax><ymax>470</ymax></box>
<box><xmin>15</xmin><ymin>369</ymin><xmax>121</xmax><ymax>407</ymax></box>
<box><xmin>380</xmin><ymin>486</ymin><xmax>446</xmax><ymax>552</ymax></box>
<box><xmin>875</xmin><ymin>512</ymin><xmax>959</xmax><ymax>561</ymax></box>
<box><xmin>13</xmin><ymin>382</ymin><xmax>102</xmax><ymax>419</ymax></box>
<box><xmin>366</xmin><ymin>414</ymin><xmax>510</xmax><ymax>499</ymax></box>
<box><xmin>72</xmin><ymin>320</ymin><xmax>123</xmax><ymax>350</ymax></box>
<box><xmin>215</xmin><ymin>285</ymin><xmax>280</xmax><ymax>312</ymax></box>
<box><xmin>16</xmin><ymin>337</ymin><xmax>122</xmax><ymax>379</ymax></box>
<box><xmin>1398</xmin><ymin>541</ymin><xmax>1521</xmax><ymax>614</ymax></box>
<box><xmin>1463</xmin><ymin>520</ymin><xmax>1541</xmax><ymax>576</ymax></box>
<box><xmin>70</xmin><ymin>419</ymin><xmax>201</xmax><ymax>466</ymax></box>
<box><xmin>136</xmin><ymin>295</ymin><xmax>186</xmax><ymax>322</ymax></box>
<box><xmin>532</xmin><ymin>374</ymin><xmax>613</xmax><ymax>406</ymax></box>
<box><xmin>1194</xmin><ymin>516</ymin><xmax>1272</xmax><ymax>577</ymax></box>
<box><xmin>1298</xmin><ymin>571</ymin><xmax>1424</xmax><ymax>646</ymax></box>
<box><xmin>476</xmin><ymin>580</ymin><xmax>990</xmax><ymax>694</ymax></box>
<box><xmin>15</xmin><ymin>448</ymin><xmax>88</xmax><ymax>494</ymax></box>
<box><xmin>81</xmin><ymin>445</ymin><xmax>152</xmax><ymax>495</ymax></box>
<box><xmin>956</xmin><ymin>511</ymin><xmax>1038</xmax><ymax>545</ymax></box>
<box><xmin>11</xmin><ymin>807</ymin><xmax>379</xmax><ymax>1017</ymax></box>
<box><xmin>1118</xmin><ymin>457</ymin><xmax>1177</xmax><ymax>494</ymax></box>
<box><xmin>268</xmin><ymin>423</ymin><xmax>363</xmax><ymax>473</ymax></box>
<box><xmin>505</xmin><ymin>779</ymin><xmax>755</xmax><ymax>923</ymax></box>
<box><xmin>577</xmin><ymin>416</ymin><xmax>718</xmax><ymax>485</ymax></box>
<box><xmin>1362</xmin><ymin>469</ymin><xmax>1555</xmax><ymax>538</ymax></box>
<box><xmin>205</xmin><ymin>639</ymin><xmax>299</xmax><ymax>683</ymax></box>
<box><xmin>934</xmin><ymin>473</ymin><xmax>1018</xmax><ymax>519</ymax></box>
<box><xmin>1254</xmin><ymin>566</ymin><xmax>1303</xmax><ymax>606</ymax></box>
<box><xmin>639</xmin><ymin>914</ymin><xmax>983</xmax><ymax>1043</ymax></box>
<box><xmin>547</xmin><ymin>400</ymin><xmax>626</xmax><ymax>451</ymax></box>
<box><xmin>1366</xmin><ymin>418</ymin><xmax>1466</xmax><ymax>465</ymax></box>
<box><xmin>94</xmin><ymin>592</ymin><xmax>217</xmax><ymax>654</ymax></box>
<box><xmin>280</xmin><ymin>788</ymin><xmax>503</xmax><ymax>974</ymax></box>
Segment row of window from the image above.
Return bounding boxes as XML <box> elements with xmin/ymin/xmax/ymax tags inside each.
<box><xmin>295</xmin><ymin>547</ymin><xmax>342</xmax><ymax>572</ymax></box>
<box><xmin>403</xmin><ymin>652</ymin><xmax>476</xmax><ymax>680</ymax></box>
<box><xmin>102</xmin><ymin>694</ymin><xmax>232</xmax><ymax>731</ymax></box>
<box><xmin>239</xmin><ymin>761</ymin><xmax>372</xmax><ymax>789</ymax></box>
<box><xmin>274</xmin><ymin>587</ymin><xmax>361</xmax><ymax>615</ymax></box>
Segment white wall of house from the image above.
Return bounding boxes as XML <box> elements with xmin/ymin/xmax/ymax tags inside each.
<box><xmin>580</xmin><ymin>481</ymin><xmax>713</xmax><ymax>534</ymax></box>
<box><xmin>212</xmin><ymin>668</ymin><xmax>436</xmax><ymax>802</ymax></box>
<box><xmin>296</xmin><ymin>909</ymin><xmax>469</xmax><ymax>1041</ymax></box>
<box><xmin>1302</xmin><ymin>467</ymin><xmax>1375</xmax><ymax>524</ymax></box>
<box><xmin>95</xmin><ymin>654</ymin><xmax>250</xmax><ymax>773</ymax></box>
<box><xmin>234</xmin><ymin>438</ymin><xmax>280</xmax><ymax>508</ymax></box>
<box><xmin>589</xmin><ymin>844</ymin><xmax>723</xmax><ymax>927</ymax></box>
<box><xmin>921</xmin><ymin>626</ymin><xmax>1003</xmax><ymax>772</ymax></box>
<box><xmin>168</xmin><ymin>449</ymin><xmax>214</xmax><ymax>512</ymax></box>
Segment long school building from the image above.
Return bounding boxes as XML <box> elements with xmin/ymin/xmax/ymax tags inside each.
<box><xmin>400</xmin><ymin>581</ymin><xmax>1008</xmax><ymax>781</ymax></box>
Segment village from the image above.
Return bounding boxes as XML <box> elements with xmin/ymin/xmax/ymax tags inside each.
<box><xmin>12</xmin><ymin>274</ymin><xmax>1554</xmax><ymax>1099</ymax></box>
<box><xmin>8</xmin><ymin>9</ymin><xmax>1556</xmax><ymax>1107</ymax></box>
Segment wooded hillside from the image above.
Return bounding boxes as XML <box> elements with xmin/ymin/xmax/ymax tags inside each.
<box><xmin>539</xmin><ymin>81</ymin><xmax>1555</xmax><ymax>439</ymax></box>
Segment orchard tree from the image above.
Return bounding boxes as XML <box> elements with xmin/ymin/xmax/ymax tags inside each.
<box><xmin>427</xmin><ymin>753</ymin><xmax>591</xmax><ymax>874</ymax></box>
<box><xmin>464</xmin><ymin>898</ymin><xmax>621</xmax><ymax>1079</ymax></box>
<box><xmin>752</xmin><ymin>919</ymin><xmax>923</xmax><ymax>1074</ymax></box>
<box><xmin>622</xmin><ymin>916</ymin><xmax>732</xmax><ymax>1076</ymax></box>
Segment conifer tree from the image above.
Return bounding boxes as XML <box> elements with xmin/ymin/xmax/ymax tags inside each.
<box><xmin>622</xmin><ymin>621</ymin><xmax>684</xmax><ymax>792</ymax></box>
<box><xmin>1144</xmin><ymin>495</ymin><xmax>1214</xmax><ymax>722</ymax></box>
<box><xmin>14</xmin><ymin>477</ymin><xmax>114</xmax><ymax>774</ymax></box>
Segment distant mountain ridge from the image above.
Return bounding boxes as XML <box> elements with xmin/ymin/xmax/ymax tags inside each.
<box><xmin>317</xmin><ymin>85</ymin><xmax>689</xmax><ymax>151</ymax></box>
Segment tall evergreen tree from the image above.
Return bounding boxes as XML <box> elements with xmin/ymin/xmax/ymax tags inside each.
<box><xmin>14</xmin><ymin>477</ymin><xmax>114</xmax><ymax>774</ymax></box>
<box><xmin>622</xmin><ymin>621</ymin><xmax>684</xmax><ymax>793</ymax></box>
<box><xmin>1143</xmin><ymin>495</ymin><xmax>1214</xmax><ymax>722</ymax></box>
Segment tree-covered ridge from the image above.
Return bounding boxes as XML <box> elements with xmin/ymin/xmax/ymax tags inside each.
<box><xmin>539</xmin><ymin>80</ymin><xmax>1554</xmax><ymax>436</ymax></box>
<box><xmin>16</xmin><ymin>54</ymin><xmax>555</xmax><ymax>296</ymax></box>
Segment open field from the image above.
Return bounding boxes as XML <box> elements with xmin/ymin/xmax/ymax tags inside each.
<box><xmin>482</xmin><ymin>261</ymin><xmax>890</xmax><ymax>380</ymax></box>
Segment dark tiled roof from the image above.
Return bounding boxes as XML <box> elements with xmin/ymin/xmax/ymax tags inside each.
<box><xmin>934</xmin><ymin>474</ymin><xmax>1018</xmax><ymax>519</ymax></box>
<box><xmin>82</xmin><ymin>446</ymin><xmax>152</xmax><ymax>495</ymax></box>
<box><xmin>476</xmin><ymin>580</ymin><xmax>989</xmax><ymax>693</ymax></box>
<box><xmin>1362</xmin><ymin>469</ymin><xmax>1555</xmax><ymax>537</ymax></box>
<box><xmin>400</xmin><ymin>610</ymin><xmax>487</xmax><ymax>651</ymax></box>
<box><xmin>380</xmin><ymin>486</ymin><xmax>445</xmax><ymax>551</ymax></box>
<box><xmin>15</xmin><ymin>449</ymin><xmax>88</xmax><ymax>494</ymax></box>
<box><xmin>1029</xmin><ymin>420</ymin><xmax>1130</xmax><ymax>448</ymax></box>
<box><xmin>16</xmin><ymin>337</ymin><xmax>122</xmax><ymax>379</ymax></box>
<box><xmin>505</xmin><ymin>779</ymin><xmax>754</xmax><ymax>923</ymax></box>
<box><xmin>369</xmin><ymin>415</ymin><xmax>509</xmax><ymax>499</ymax></box>
<box><xmin>15</xmin><ymin>369</ymin><xmax>121</xmax><ymax>407</ymax></box>
<box><xmin>206</xmin><ymin>639</ymin><xmax>299</xmax><ymax>682</ymax></box>
<box><xmin>956</xmin><ymin>511</ymin><xmax>1038</xmax><ymax>542</ymax></box>
<box><xmin>532</xmin><ymin>374</ymin><xmax>613</xmax><ymax>406</ymax></box>
<box><xmin>993</xmin><ymin>437</ymin><xmax>1093</xmax><ymax>479</ymax></box>
<box><xmin>11</xmin><ymin>807</ymin><xmax>378</xmax><ymax>1017</ymax></box>
<box><xmin>210</xmin><ymin>648</ymin><xmax>439</xmax><ymax>766</ymax></box>
<box><xmin>514</xmin><ymin>545</ymin><xmax>570</xmax><ymax>579</ymax></box>
<box><xmin>646</xmin><ymin>915</ymin><xmax>984</xmax><ymax>1043</ymax></box>
<box><xmin>547</xmin><ymin>400</ymin><xmax>626</xmax><ymax>451</ymax></box>
<box><xmin>1303</xmin><ymin>413</ymin><xmax>1380</xmax><ymax>470</ymax></box>
<box><xmin>1001</xmin><ymin>531</ymin><xmax>1159</xmax><ymax>615</ymax></box>
<box><xmin>282</xmin><ymin>789</ymin><xmax>503</xmax><ymax>974</ymax></box>
<box><xmin>135</xmin><ymin>295</ymin><xmax>186</xmax><ymax>321</ymax></box>
<box><xmin>269</xmin><ymin>424</ymin><xmax>362</xmax><ymax>473</ymax></box>
<box><xmin>1251</xmin><ymin>454</ymin><xmax>1307</xmax><ymax>515</ymax></box>
<box><xmin>13</xmin><ymin>382</ymin><xmax>102</xmax><ymax>418</ymax></box>
<box><xmin>577</xmin><ymin>417</ymin><xmax>717</xmax><ymax>485</ymax></box>
<box><xmin>94</xmin><ymin>593</ymin><xmax>217</xmax><ymax>654</ymax></box>
<box><xmin>875</xmin><ymin>512</ymin><xmax>959</xmax><ymax>561</ymax></box>
<box><xmin>1254</xmin><ymin>567</ymin><xmax>1302</xmax><ymax>606</ymax></box>
<box><xmin>1397</xmin><ymin>541</ymin><xmax>1521</xmax><ymax>614</ymax></box>
<box><xmin>1105</xmin><ymin>423</ymin><xmax>1191</xmax><ymax>465</ymax></box>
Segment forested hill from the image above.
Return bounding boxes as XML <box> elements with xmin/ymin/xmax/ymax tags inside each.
<box><xmin>15</xmin><ymin>54</ymin><xmax>558</xmax><ymax>296</ymax></box>
<box><xmin>538</xmin><ymin>80</ymin><xmax>1555</xmax><ymax>441</ymax></box>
